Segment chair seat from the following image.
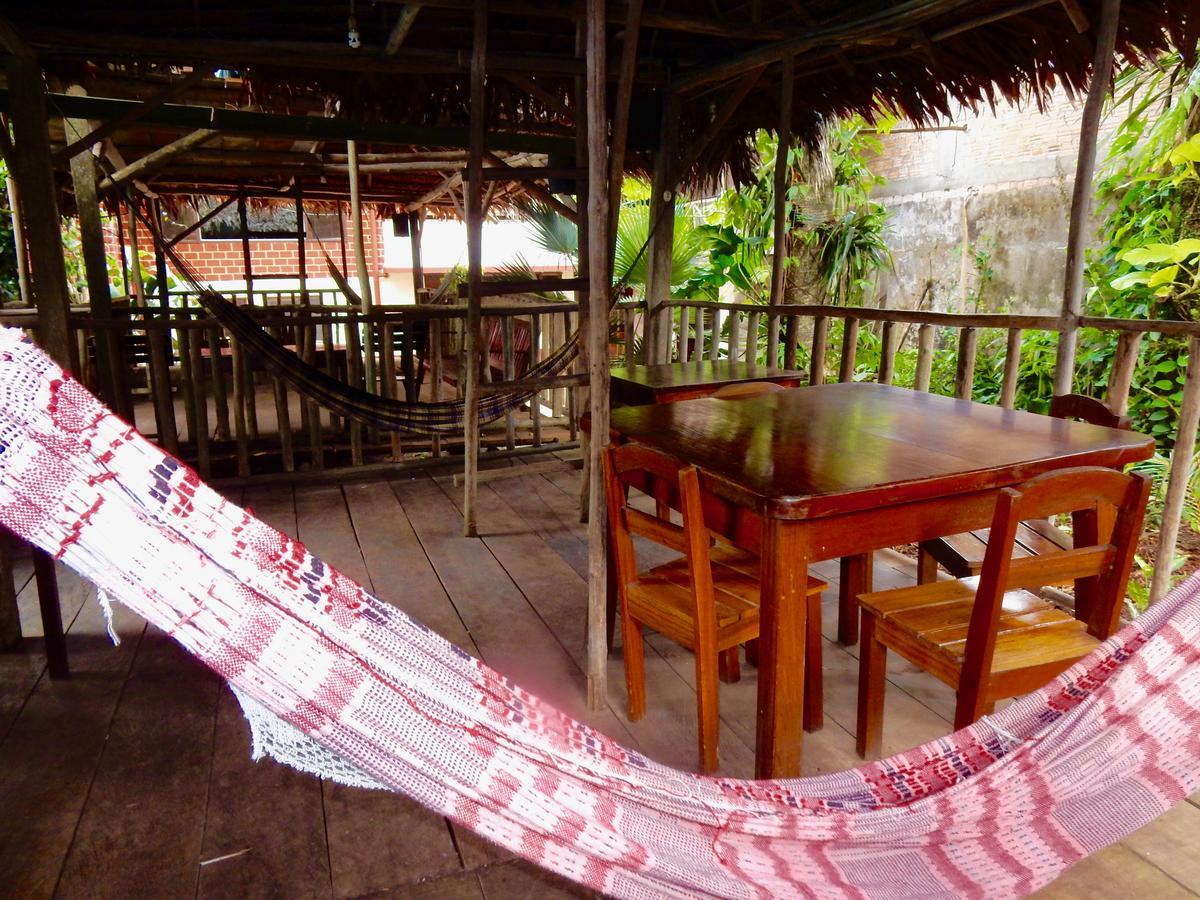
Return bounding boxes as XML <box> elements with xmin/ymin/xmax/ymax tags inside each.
<box><xmin>928</xmin><ymin>519</ymin><xmax>1073</xmax><ymax>576</ymax></box>
<box><xmin>628</xmin><ymin>545</ymin><xmax>826</xmax><ymax>649</ymax></box>
<box><xmin>860</xmin><ymin>578</ymin><xmax>1099</xmax><ymax>689</ymax></box>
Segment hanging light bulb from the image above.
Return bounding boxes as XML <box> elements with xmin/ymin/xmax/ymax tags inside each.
<box><xmin>347</xmin><ymin>0</ymin><xmax>360</xmax><ymax>49</ymax></box>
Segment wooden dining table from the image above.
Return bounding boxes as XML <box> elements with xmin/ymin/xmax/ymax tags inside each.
<box><xmin>610</xmin><ymin>360</ymin><xmax>805</xmax><ymax>406</ymax></box>
<box><xmin>607</xmin><ymin>382</ymin><xmax>1155</xmax><ymax>778</ymax></box>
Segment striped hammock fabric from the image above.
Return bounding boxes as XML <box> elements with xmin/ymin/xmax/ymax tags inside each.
<box><xmin>2</xmin><ymin>326</ymin><xmax>1199</xmax><ymax>899</ymax></box>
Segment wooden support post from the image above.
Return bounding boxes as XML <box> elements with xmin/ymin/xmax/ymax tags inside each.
<box><xmin>64</xmin><ymin>87</ymin><xmax>120</xmax><ymax>409</ymax></box>
<box><xmin>1107</xmin><ymin>330</ymin><xmax>1143</xmax><ymax>416</ymax></box>
<box><xmin>810</xmin><ymin>315</ymin><xmax>828</xmax><ymax>384</ymax></box>
<box><xmin>33</xmin><ymin>547</ymin><xmax>68</xmax><ymax>679</ymax></box>
<box><xmin>3</xmin><ymin>52</ymin><xmax>71</xmax><ymax>366</ymax></box>
<box><xmin>430</xmin><ymin>318</ymin><xmax>443</xmax><ymax>457</ymax></box>
<box><xmin>230</xmin><ymin>334</ymin><xmax>251</xmax><ymax>478</ymax></box>
<box><xmin>955</xmin><ymin>327</ymin><xmax>979</xmax><ymax>400</ymax></box>
<box><xmin>0</xmin><ymin>531</ymin><xmax>17</xmax><ymax>650</ymax></box>
<box><xmin>584</xmin><ymin>0</ymin><xmax>611</xmax><ymax>712</ymax></box>
<box><xmin>208</xmin><ymin>324</ymin><xmax>231</xmax><ymax>440</ymax></box>
<box><xmin>531</xmin><ymin>314</ymin><xmax>542</xmax><ymax>447</ymax></box>
<box><xmin>348</xmin><ymin>140</ymin><xmax>376</xmax><ymax>395</ymax></box>
<box><xmin>644</xmin><ymin>96</ymin><xmax>678</xmax><ymax>364</ymax></box>
<box><xmin>747</xmin><ymin>310</ymin><xmax>762</xmax><ymax>365</ymax></box>
<box><xmin>345</xmin><ymin>318</ymin><xmax>364</xmax><ymax>465</ymax></box>
<box><xmin>1151</xmin><ymin>335</ymin><xmax>1200</xmax><ymax>603</ymax></box>
<box><xmin>296</xmin><ymin>183</ymin><xmax>308</xmax><ymax>302</ymax></box>
<box><xmin>914</xmin><ymin>323</ymin><xmax>935</xmax><ymax>392</ymax></box>
<box><xmin>1054</xmin><ymin>0</ymin><xmax>1121</xmax><ymax>395</ymax></box>
<box><xmin>238</xmin><ymin>191</ymin><xmax>255</xmax><ymax>303</ymax></box>
<box><xmin>462</xmin><ymin>0</ymin><xmax>487</xmax><ymax>537</ymax></box>
<box><xmin>502</xmin><ymin>316</ymin><xmax>516</xmax><ymax>450</ymax></box>
<box><xmin>606</xmin><ymin>0</ymin><xmax>643</xmax><ymax>283</ymax></box>
<box><xmin>1000</xmin><ymin>327</ymin><xmax>1023</xmax><ymax>409</ymax></box>
<box><xmin>766</xmin><ymin>55</ymin><xmax>794</xmax><ymax>367</ymax></box>
<box><xmin>189</xmin><ymin>323</ymin><xmax>211</xmax><ymax>476</ymax></box>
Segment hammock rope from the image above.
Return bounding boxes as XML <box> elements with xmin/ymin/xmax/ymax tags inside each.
<box><xmin>3</xmin><ymin>327</ymin><xmax>1199</xmax><ymax>899</ymax></box>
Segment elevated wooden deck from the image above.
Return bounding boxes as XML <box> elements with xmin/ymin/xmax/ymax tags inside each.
<box><xmin>1</xmin><ymin>461</ymin><xmax>1197</xmax><ymax>898</ymax></box>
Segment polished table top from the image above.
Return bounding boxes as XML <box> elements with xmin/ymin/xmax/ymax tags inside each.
<box><xmin>610</xmin><ymin>361</ymin><xmax>805</xmax><ymax>404</ymax></box>
<box><xmin>607</xmin><ymin>382</ymin><xmax>1155</xmax><ymax>520</ymax></box>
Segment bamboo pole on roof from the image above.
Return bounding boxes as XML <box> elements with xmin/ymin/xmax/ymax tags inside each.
<box><xmin>584</xmin><ymin>0</ymin><xmax>610</xmax><ymax>711</ymax></box>
<box><xmin>1054</xmin><ymin>0</ymin><xmax>1120</xmax><ymax>395</ymax></box>
<box><xmin>461</xmin><ymin>0</ymin><xmax>487</xmax><ymax>537</ymax></box>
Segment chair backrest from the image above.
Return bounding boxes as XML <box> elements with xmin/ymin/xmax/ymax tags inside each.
<box><xmin>961</xmin><ymin>466</ymin><xmax>1151</xmax><ymax>689</ymax></box>
<box><xmin>711</xmin><ymin>381</ymin><xmax>785</xmax><ymax>401</ymax></box>
<box><xmin>602</xmin><ymin>442</ymin><xmax>715</xmax><ymax>612</ymax></box>
<box><xmin>1049</xmin><ymin>394</ymin><xmax>1131</xmax><ymax>430</ymax></box>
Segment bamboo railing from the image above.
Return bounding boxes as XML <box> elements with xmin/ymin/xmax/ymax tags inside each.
<box><xmin>0</xmin><ymin>293</ymin><xmax>583</xmax><ymax>485</ymax></box>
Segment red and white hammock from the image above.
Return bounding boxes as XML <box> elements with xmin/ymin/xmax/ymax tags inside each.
<box><xmin>1</xmin><ymin>326</ymin><xmax>1198</xmax><ymax>899</ymax></box>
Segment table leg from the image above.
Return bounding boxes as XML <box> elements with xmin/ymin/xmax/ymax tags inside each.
<box><xmin>838</xmin><ymin>552</ymin><xmax>873</xmax><ymax>646</ymax></box>
<box><xmin>755</xmin><ymin>519</ymin><xmax>807</xmax><ymax>779</ymax></box>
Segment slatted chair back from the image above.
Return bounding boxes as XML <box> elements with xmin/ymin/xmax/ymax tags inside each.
<box><xmin>602</xmin><ymin>442</ymin><xmax>714</xmax><ymax>615</ymax></box>
<box><xmin>960</xmin><ymin>466</ymin><xmax>1150</xmax><ymax>704</ymax></box>
<box><xmin>1048</xmin><ymin>393</ymin><xmax>1131</xmax><ymax>430</ymax></box>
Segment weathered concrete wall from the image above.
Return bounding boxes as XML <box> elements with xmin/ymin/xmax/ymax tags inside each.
<box><xmin>869</xmin><ymin>88</ymin><xmax>1115</xmax><ymax>315</ymax></box>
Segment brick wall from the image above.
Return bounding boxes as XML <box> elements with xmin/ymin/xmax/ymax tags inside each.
<box><xmin>102</xmin><ymin>209</ymin><xmax>384</xmax><ymax>289</ymax></box>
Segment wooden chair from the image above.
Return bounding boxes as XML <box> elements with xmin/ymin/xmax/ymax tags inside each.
<box><xmin>856</xmin><ymin>465</ymin><xmax>1150</xmax><ymax>758</ymax></box>
<box><xmin>917</xmin><ymin>394</ymin><xmax>1132</xmax><ymax>586</ymax></box>
<box><xmin>603</xmin><ymin>441</ymin><xmax>828</xmax><ymax>773</ymax></box>
<box><xmin>711</xmin><ymin>381</ymin><xmax>785</xmax><ymax>401</ymax></box>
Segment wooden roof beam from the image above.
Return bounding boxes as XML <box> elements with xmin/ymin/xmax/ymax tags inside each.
<box><xmin>1</xmin><ymin>90</ymin><xmax>577</xmax><ymax>155</ymax></box>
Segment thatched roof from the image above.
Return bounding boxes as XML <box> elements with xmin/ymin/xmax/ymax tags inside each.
<box><xmin>2</xmin><ymin>0</ymin><xmax>1195</xmax><ymax>211</ymax></box>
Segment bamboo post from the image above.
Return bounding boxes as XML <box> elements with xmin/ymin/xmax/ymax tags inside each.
<box><xmin>708</xmin><ymin>308</ymin><xmax>721</xmax><ymax>362</ymax></box>
<box><xmin>295</xmin><ymin>183</ymin><xmax>308</xmax><ymax>303</ymax></box>
<box><xmin>809</xmin><ymin>315</ymin><xmax>828</xmax><ymax>384</ymax></box>
<box><xmin>32</xmin><ymin>548</ymin><xmax>67</xmax><ymax>679</ymax></box>
<box><xmin>4</xmin><ymin>52</ymin><xmax>72</xmax><ymax>366</ymax></box>
<box><xmin>784</xmin><ymin>316</ymin><xmax>799</xmax><ymax>370</ymax></box>
<box><xmin>382</xmin><ymin>322</ymin><xmax>402</xmax><ymax>460</ymax></box>
<box><xmin>748</xmin><ymin>310</ymin><xmax>762</xmax><ymax>365</ymax></box>
<box><xmin>1054</xmin><ymin>0</ymin><xmax>1122</xmax><ymax>395</ymax></box>
<box><xmin>0</xmin><ymin>532</ymin><xmax>17</xmax><ymax>650</ymax></box>
<box><xmin>766</xmin><ymin>55</ymin><xmax>795</xmax><ymax>367</ymax></box>
<box><xmin>1151</xmin><ymin>335</ymin><xmax>1200</xmax><ymax>602</ymax></box>
<box><xmin>303</xmin><ymin>316</ymin><xmax>323</xmax><ymax>471</ymax></box>
<box><xmin>838</xmin><ymin>317</ymin><xmax>859</xmax><ymax>382</ymax></box>
<box><xmin>1107</xmin><ymin>330</ymin><xmax>1143</xmax><ymax>416</ymax></box>
<box><xmin>149</xmin><ymin>200</ymin><xmax>179</xmax><ymax>454</ymax></box>
<box><xmin>584</xmin><ymin>0</ymin><xmax>610</xmax><ymax>712</ymax></box>
<box><xmin>1000</xmin><ymin>328</ymin><xmax>1023</xmax><ymax>409</ymax></box>
<box><xmin>574</xmin><ymin>16</ymin><xmax>592</xmax><ymax>524</ymax></box>
<box><xmin>208</xmin><ymin>324</ymin><xmax>231</xmax><ymax>440</ymax></box>
<box><xmin>267</xmin><ymin>325</ymin><xmax>294</xmax><ymax>473</ymax></box>
<box><xmin>914</xmin><ymin>323</ymin><xmax>935</xmax><ymax>392</ymax></box>
<box><xmin>189</xmin><ymin>322</ymin><xmax>211</xmax><ymax>476</ymax></box>
<box><xmin>644</xmin><ymin>96</ymin><xmax>678</xmax><ymax>364</ymax></box>
<box><xmin>430</xmin><ymin>318</ymin><xmax>443</xmax><ymax>457</ymax></box>
<box><xmin>176</xmin><ymin>321</ymin><xmax>198</xmax><ymax>450</ymax></box>
<box><xmin>346</xmin><ymin>317</ymin><xmax>364</xmax><ymax>466</ymax></box>
<box><xmin>64</xmin><ymin>87</ymin><xmax>119</xmax><ymax>408</ymax></box>
<box><xmin>229</xmin><ymin>334</ymin><xmax>251</xmax><ymax>477</ymax></box>
<box><xmin>462</xmin><ymin>0</ymin><xmax>487</xmax><ymax>537</ymax></box>
<box><xmin>238</xmin><ymin>191</ymin><xmax>255</xmax><ymax>304</ymax></box>
<box><xmin>955</xmin><ymin>327</ymin><xmax>979</xmax><ymax>400</ymax></box>
<box><xmin>531</xmin><ymin>313</ymin><xmax>542</xmax><ymax>447</ymax></box>
<box><xmin>729</xmin><ymin>311</ymin><xmax>742</xmax><ymax>361</ymax></box>
<box><xmin>409</xmin><ymin>210</ymin><xmax>425</xmax><ymax>302</ymax></box>
<box><xmin>878</xmin><ymin>320</ymin><xmax>896</xmax><ymax>385</ymax></box>
<box><xmin>348</xmin><ymin>140</ymin><xmax>376</xmax><ymax>395</ymax></box>
<box><xmin>4</xmin><ymin>174</ymin><xmax>30</xmax><ymax>306</ymax></box>
<box><xmin>501</xmin><ymin>316</ymin><xmax>516</xmax><ymax>450</ymax></box>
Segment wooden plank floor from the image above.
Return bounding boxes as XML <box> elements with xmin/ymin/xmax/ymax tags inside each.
<box><xmin>1</xmin><ymin>462</ymin><xmax>1198</xmax><ymax>899</ymax></box>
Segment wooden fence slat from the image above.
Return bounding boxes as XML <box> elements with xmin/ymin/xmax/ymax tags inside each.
<box><xmin>531</xmin><ymin>314</ymin><xmax>542</xmax><ymax>448</ymax></box>
<box><xmin>809</xmin><ymin>315</ymin><xmax>828</xmax><ymax>385</ymax></box>
<box><xmin>1000</xmin><ymin>327</ymin><xmax>1023</xmax><ymax>409</ymax></box>
<box><xmin>188</xmin><ymin>322</ymin><xmax>211</xmax><ymax>476</ymax></box>
<box><xmin>503</xmin><ymin>316</ymin><xmax>516</xmax><ymax>451</ymax></box>
<box><xmin>269</xmin><ymin>325</ymin><xmax>294</xmax><ymax>473</ymax></box>
<box><xmin>954</xmin><ymin>327</ymin><xmax>979</xmax><ymax>401</ymax></box>
<box><xmin>729</xmin><ymin>311</ymin><xmax>742</xmax><ymax>361</ymax></box>
<box><xmin>747</xmin><ymin>311</ymin><xmax>761</xmax><ymax>366</ymax></box>
<box><xmin>878</xmin><ymin>320</ymin><xmax>896</xmax><ymax>385</ymax></box>
<box><xmin>914</xmin><ymin>323</ymin><xmax>935</xmax><ymax>392</ymax></box>
<box><xmin>838</xmin><ymin>318</ymin><xmax>859</xmax><ymax>383</ymax></box>
<box><xmin>346</xmin><ymin>317</ymin><xmax>364</xmax><ymax>466</ymax></box>
<box><xmin>430</xmin><ymin>318</ymin><xmax>443</xmax><ymax>458</ymax></box>
<box><xmin>229</xmin><ymin>334</ymin><xmax>251</xmax><ymax>478</ymax></box>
